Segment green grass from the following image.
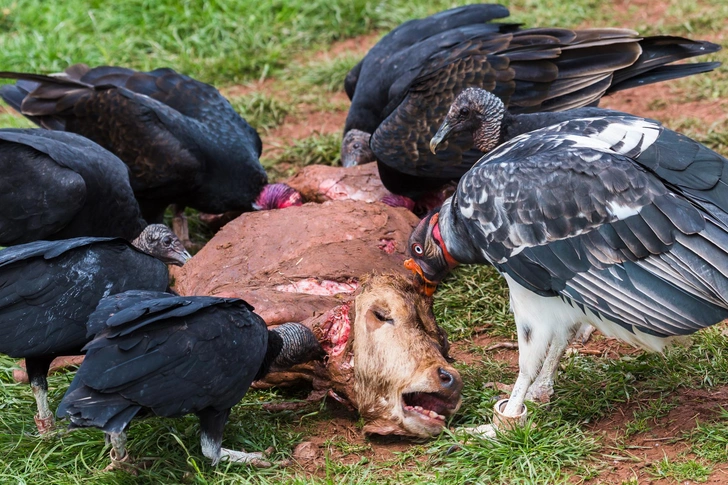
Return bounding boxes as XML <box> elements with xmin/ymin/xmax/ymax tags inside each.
<box><xmin>1</xmin><ymin>0</ymin><xmax>727</xmax><ymax>483</ymax></box>
<box><xmin>0</xmin><ymin>0</ymin><xmax>486</xmax><ymax>86</ymax></box>
<box><xmin>286</xmin><ymin>54</ymin><xmax>362</xmax><ymax>93</ymax></box>
<box><xmin>263</xmin><ymin>131</ymin><xmax>342</xmax><ymax>180</ymax></box>
<box><xmin>648</xmin><ymin>456</ymin><xmax>713</xmax><ymax>483</ymax></box>
<box><xmin>230</xmin><ymin>92</ymin><xmax>291</xmax><ymax>132</ymax></box>
<box><xmin>688</xmin><ymin>407</ymin><xmax>728</xmax><ymax>463</ymax></box>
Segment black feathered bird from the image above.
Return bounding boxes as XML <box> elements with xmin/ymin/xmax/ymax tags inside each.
<box><xmin>0</xmin><ymin>128</ymin><xmax>174</xmax><ymax>247</ymax></box>
<box><xmin>406</xmin><ymin>95</ymin><xmax>728</xmax><ymax>433</ymax></box>
<box><xmin>341</xmin><ymin>4</ymin><xmax>721</xmax><ymax>198</ymax></box>
<box><xmin>0</xmin><ymin>236</ymin><xmax>178</xmax><ymax>434</ymax></box>
<box><xmin>0</xmin><ymin>64</ymin><xmax>268</xmax><ymax>239</ymax></box>
<box><xmin>57</xmin><ymin>291</ymin><xmax>323</xmax><ymax>468</ymax></box>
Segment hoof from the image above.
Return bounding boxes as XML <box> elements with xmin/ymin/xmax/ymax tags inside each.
<box><xmin>492</xmin><ymin>398</ymin><xmax>527</xmax><ymax>431</ymax></box>
<box><xmin>34</xmin><ymin>413</ymin><xmax>54</xmax><ymax>435</ymax></box>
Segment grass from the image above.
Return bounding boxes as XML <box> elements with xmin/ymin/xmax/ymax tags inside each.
<box><xmin>1</xmin><ymin>0</ymin><xmax>727</xmax><ymax>483</ymax></box>
<box><xmin>0</xmin><ymin>0</ymin><xmax>483</xmax><ymax>86</ymax></box>
<box><xmin>229</xmin><ymin>92</ymin><xmax>290</xmax><ymax>133</ymax></box>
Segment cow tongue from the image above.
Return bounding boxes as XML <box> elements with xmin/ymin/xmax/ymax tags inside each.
<box><xmin>402</xmin><ymin>392</ymin><xmax>456</xmax><ymax>420</ymax></box>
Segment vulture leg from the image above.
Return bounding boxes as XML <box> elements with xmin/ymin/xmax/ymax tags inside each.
<box><xmin>573</xmin><ymin>323</ymin><xmax>596</xmax><ymax>344</ymax></box>
<box><xmin>170</xmin><ymin>204</ymin><xmax>194</xmax><ymax>251</ymax></box>
<box><xmin>198</xmin><ymin>408</ymin><xmax>272</xmax><ymax>468</ymax></box>
<box><xmin>26</xmin><ymin>357</ymin><xmax>54</xmax><ymax>435</ymax></box>
<box><xmin>103</xmin><ymin>431</ymin><xmax>136</xmax><ymax>473</ymax></box>
<box><xmin>525</xmin><ymin>332</ymin><xmax>571</xmax><ymax>403</ymax></box>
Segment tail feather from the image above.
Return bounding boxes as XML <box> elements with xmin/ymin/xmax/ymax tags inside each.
<box><xmin>608</xmin><ymin>38</ymin><xmax>721</xmax><ymax>92</ymax></box>
<box><xmin>609</xmin><ymin>61</ymin><xmax>722</xmax><ymax>92</ymax></box>
<box><xmin>58</xmin><ymin>382</ymin><xmax>141</xmax><ymax>433</ymax></box>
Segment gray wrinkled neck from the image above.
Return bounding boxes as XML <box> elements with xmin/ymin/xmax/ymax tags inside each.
<box><xmin>272</xmin><ymin>322</ymin><xmax>324</xmax><ymax>368</ymax></box>
<box><xmin>256</xmin><ymin>323</ymin><xmax>324</xmax><ymax>380</ymax></box>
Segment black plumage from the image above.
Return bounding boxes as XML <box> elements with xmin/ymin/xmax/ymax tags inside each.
<box><xmin>58</xmin><ymin>291</ymin><xmax>323</xmax><ymax>467</ymax></box>
<box><xmin>405</xmin><ymin>110</ymin><xmax>728</xmax><ymax>430</ymax></box>
<box><xmin>0</xmin><ymin>129</ymin><xmax>147</xmax><ymax>246</ymax></box>
<box><xmin>341</xmin><ymin>4</ymin><xmax>721</xmax><ymax>198</ymax></box>
<box><xmin>0</xmin><ymin>65</ymin><xmax>268</xmax><ymax>224</ymax></box>
<box><xmin>0</xmin><ymin>238</ymin><xmax>170</xmax><ymax>433</ymax></box>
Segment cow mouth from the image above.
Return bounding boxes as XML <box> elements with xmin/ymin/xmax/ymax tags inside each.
<box><xmin>402</xmin><ymin>391</ymin><xmax>458</xmax><ymax>424</ymax></box>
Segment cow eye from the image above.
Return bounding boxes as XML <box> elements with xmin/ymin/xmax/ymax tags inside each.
<box><xmin>412</xmin><ymin>243</ymin><xmax>423</xmax><ymax>256</ymax></box>
<box><xmin>373</xmin><ymin>310</ymin><xmax>394</xmax><ymax>325</ymax></box>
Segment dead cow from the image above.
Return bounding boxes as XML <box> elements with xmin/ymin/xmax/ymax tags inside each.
<box><xmin>261</xmin><ymin>273</ymin><xmax>462</xmax><ymax>437</ymax></box>
<box><xmin>173</xmin><ymin>200</ymin><xmax>463</xmax><ymax>437</ymax></box>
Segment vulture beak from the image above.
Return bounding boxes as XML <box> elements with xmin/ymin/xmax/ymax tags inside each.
<box><xmin>171</xmin><ymin>248</ymin><xmax>192</xmax><ymax>267</ymax></box>
<box><xmin>430</xmin><ymin>121</ymin><xmax>452</xmax><ymax>154</ymax></box>
<box><xmin>404</xmin><ymin>258</ymin><xmax>438</xmax><ymax>297</ymax></box>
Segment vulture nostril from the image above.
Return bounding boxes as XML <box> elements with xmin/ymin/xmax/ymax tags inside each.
<box><xmin>438</xmin><ymin>367</ymin><xmax>454</xmax><ymax>388</ymax></box>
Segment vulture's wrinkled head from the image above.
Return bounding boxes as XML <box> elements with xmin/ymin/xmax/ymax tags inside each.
<box><xmin>430</xmin><ymin>87</ymin><xmax>506</xmax><ymax>155</ymax></box>
<box><xmin>132</xmin><ymin>224</ymin><xmax>191</xmax><ymax>266</ymax></box>
<box><xmin>341</xmin><ymin>129</ymin><xmax>376</xmax><ymax>167</ymax></box>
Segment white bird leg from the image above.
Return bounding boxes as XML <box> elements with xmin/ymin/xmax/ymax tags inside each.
<box><xmin>219</xmin><ymin>448</ymin><xmax>272</xmax><ymax>468</ymax></box>
<box><xmin>525</xmin><ymin>333</ymin><xmax>571</xmax><ymax>403</ymax></box>
<box><xmin>573</xmin><ymin>323</ymin><xmax>596</xmax><ymax>344</ymax></box>
<box><xmin>469</xmin><ymin>276</ymin><xmax>586</xmax><ymax>439</ymax></box>
<box><xmin>31</xmin><ymin>383</ymin><xmax>54</xmax><ymax>434</ymax></box>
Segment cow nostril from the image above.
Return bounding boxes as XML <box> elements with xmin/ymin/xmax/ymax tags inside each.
<box><xmin>438</xmin><ymin>367</ymin><xmax>454</xmax><ymax>388</ymax></box>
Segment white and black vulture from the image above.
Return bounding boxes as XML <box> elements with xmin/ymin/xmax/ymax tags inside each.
<box><xmin>0</xmin><ymin>129</ymin><xmax>162</xmax><ymax>246</ymax></box>
<box><xmin>57</xmin><ymin>290</ymin><xmax>323</xmax><ymax>468</ymax></box>
<box><xmin>0</xmin><ymin>235</ymin><xmax>183</xmax><ymax>434</ymax></box>
<box><xmin>0</xmin><ymin>65</ymin><xmax>269</xmax><ymax>242</ymax></box>
<box><xmin>341</xmin><ymin>4</ymin><xmax>721</xmax><ymax>199</ymax></box>
<box><xmin>405</xmin><ymin>90</ymin><xmax>728</xmax><ymax>433</ymax></box>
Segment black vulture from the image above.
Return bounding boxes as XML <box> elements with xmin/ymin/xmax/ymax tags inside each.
<box><xmin>0</xmin><ymin>65</ymin><xmax>269</xmax><ymax>242</ymax></box>
<box><xmin>0</xmin><ymin>129</ymin><xmax>152</xmax><ymax>246</ymax></box>
<box><xmin>0</xmin><ymin>236</ymin><xmax>182</xmax><ymax>434</ymax></box>
<box><xmin>405</xmin><ymin>92</ymin><xmax>728</xmax><ymax>435</ymax></box>
<box><xmin>341</xmin><ymin>4</ymin><xmax>721</xmax><ymax>198</ymax></box>
<box><xmin>57</xmin><ymin>291</ymin><xmax>323</xmax><ymax>468</ymax></box>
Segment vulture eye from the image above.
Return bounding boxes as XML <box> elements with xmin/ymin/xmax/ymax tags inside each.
<box><xmin>459</xmin><ymin>107</ymin><xmax>470</xmax><ymax>117</ymax></box>
<box><xmin>412</xmin><ymin>243</ymin><xmax>424</xmax><ymax>256</ymax></box>
<box><xmin>162</xmin><ymin>236</ymin><xmax>173</xmax><ymax>246</ymax></box>
<box><xmin>353</xmin><ymin>142</ymin><xmax>361</xmax><ymax>149</ymax></box>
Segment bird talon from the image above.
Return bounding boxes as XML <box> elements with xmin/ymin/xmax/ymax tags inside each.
<box><xmin>104</xmin><ymin>449</ymin><xmax>137</xmax><ymax>475</ymax></box>
<box><xmin>33</xmin><ymin>413</ymin><xmax>55</xmax><ymax>436</ymax></box>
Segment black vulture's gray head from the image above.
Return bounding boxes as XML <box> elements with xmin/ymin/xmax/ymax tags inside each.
<box><xmin>132</xmin><ymin>224</ymin><xmax>191</xmax><ymax>266</ymax></box>
<box><xmin>430</xmin><ymin>88</ymin><xmax>505</xmax><ymax>155</ymax></box>
<box><xmin>341</xmin><ymin>129</ymin><xmax>376</xmax><ymax>167</ymax></box>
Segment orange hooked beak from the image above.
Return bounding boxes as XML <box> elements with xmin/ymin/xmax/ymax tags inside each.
<box><xmin>404</xmin><ymin>258</ymin><xmax>438</xmax><ymax>297</ymax></box>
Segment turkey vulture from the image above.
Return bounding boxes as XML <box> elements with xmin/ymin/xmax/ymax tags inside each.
<box><xmin>405</xmin><ymin>97</ymin><xmax>728</xmax><ymax>433</ymax></box>
<box><xmin>58</xmin><ymin>291</ymin><xmax>323</xmax><ymax>468</ymax></box>
<box><xmin>341</xmin><ymin>4</ymin><xmax>721</xmax><ymax>198</ymax></box>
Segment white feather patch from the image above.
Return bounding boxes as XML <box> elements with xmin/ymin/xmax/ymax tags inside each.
<box><xmin>607</xmin><ymin>200</ymin><xmax>641</xmax><ymax>219</ymax></box>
